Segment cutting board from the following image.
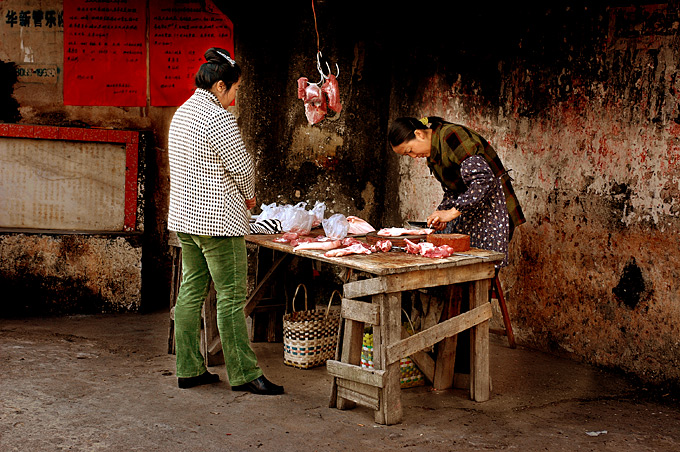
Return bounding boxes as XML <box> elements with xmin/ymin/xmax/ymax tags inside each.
<box><xmin>365</xmin><ymin>231</ymin><xmax>428</xmax><ymax>247</ymax></box>
<box><xmin>426</xmin><ymin>233</ymin><xmax>470</xmax><ymax>252</ymax></box>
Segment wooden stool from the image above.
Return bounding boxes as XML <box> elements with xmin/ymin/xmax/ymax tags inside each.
<box><xmin>489</xmin><ymin>275</ymin><xmax>516</xmax><ymax>348</ymax></box>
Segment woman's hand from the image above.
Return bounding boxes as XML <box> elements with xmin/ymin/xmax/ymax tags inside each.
<box><xmin>427</xmin><ymin>208</ymin><xmax>461</xmax><ymax>230</ymax></box>
<box><xmin>245</xmin><ymin>196</ymin><xmax>257</xmax><ymax>210</ymax></box>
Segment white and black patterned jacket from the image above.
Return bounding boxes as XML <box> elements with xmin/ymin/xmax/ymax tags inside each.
<box><xmin>168</xmin><ymin>88</ymin><xmax>255</xmax><ymax>237</ymax></box>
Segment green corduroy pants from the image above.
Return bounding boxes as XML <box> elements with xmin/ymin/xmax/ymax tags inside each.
<box><xmin>174</xmin><ymin>233</ymin><xmax>262</xmax><ymax>386</ymax></box>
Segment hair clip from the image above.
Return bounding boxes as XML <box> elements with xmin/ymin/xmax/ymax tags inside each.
<box><xmin>217</xmin><ymin>50</ymin><xmax>235</xmax><ymax>66</ymax></box>
<box><xmin>419</xmin><ymin>117</ymin><xmax>429</xmax><ymax>126</ymax></box>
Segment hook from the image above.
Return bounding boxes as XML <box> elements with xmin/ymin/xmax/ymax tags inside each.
<box><xmin>316</xmin><ymin>51</ymin><xmax>327</xmax><ymax>84</ymax></box>
<box><xmin>324</xmin><ymin>61</ymin><xmax>340</xmax><ymax>79</ymax></box>
<box><xmin>315</xmin><ymin>51</ymin><xmax>340</xmax><ymax>84</ymax></box>
<box><xmin>307</xmin><ymin>51</ymin><xmax>340</xmax><ymax>86</ymax></box>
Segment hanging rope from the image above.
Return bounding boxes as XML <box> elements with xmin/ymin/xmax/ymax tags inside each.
<box><xmin>312</xmin><ymin>0</ymin><xmax>320</xmax><ymax>53</ymax></box>
<box><xmin>311</xmin><ymin>1</ymin><xmax>338</xmax><ymax>82</ymax></box>
<box><xmin>297</xmin><ymin>0</ymin><xmax>343</xmax><ymax>124</ymax></box>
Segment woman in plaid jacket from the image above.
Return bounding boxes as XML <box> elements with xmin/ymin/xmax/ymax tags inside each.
<box><xmin>168</xmin><ymin>48</ymin><xmax>283</xmax><ymax>395</ymax></box>
<box><xmin>388</xmin><ymin>116</ymin><xmax>525</xmax><ymax>268</ymax></box>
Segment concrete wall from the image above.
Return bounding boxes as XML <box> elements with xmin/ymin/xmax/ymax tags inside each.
<box><xmin>387</xmin><ymin>4</ymin><xmax>680</xmax><ymax>386</ymax></box>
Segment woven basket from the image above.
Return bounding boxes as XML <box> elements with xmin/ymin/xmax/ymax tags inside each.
<box><xmin>283</xmin><ymin>285</ymin><xmax>341</xmax><ymax>369</ymax></box>
<box><xmin>361</xmin><ymin>309</ymin><xmax>426</xmax><ymax>388</ymax></box>
<box><xmin>362</xmin><ymin>332</ymin><xmax>425</xmax><ymax>388</ymax></box>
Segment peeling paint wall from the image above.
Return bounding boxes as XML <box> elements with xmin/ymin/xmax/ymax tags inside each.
<box><xmin>389</xmin><ymin>3</ymin><xmax>680</xmax><ymax>385</ymax></box>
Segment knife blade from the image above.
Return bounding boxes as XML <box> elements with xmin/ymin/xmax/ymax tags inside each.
<box><xmin>391</xmin><ymin>246</ymin><xmax>487</xmax><ymax>259</ymax></box>
<box><xmin>452</xmin><ymin>253</ymin><xmax>489</xmax><ymax>259</ymax></box>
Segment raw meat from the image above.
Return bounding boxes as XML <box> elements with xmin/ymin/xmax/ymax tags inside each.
<box><xmin>274</xmin><ymin>232</ymin><xmax>299</xmax><ymax>243</ymax></box>
<box><xmin>347</xmin><ymin>216</ymin><xmax>375</xmax><ymax>235</ymax></box>
<box><xmin>321</xmin><ymin>74</ymin><xmax>342</xmax><ymax>113</ymax></box>
<box><xmin>297</xmin><ymin>77</ymin><xmax>327</xmax><ymax>125</ymax></box>
<box><xmin>296</xmin><ymin>77</ymin><xmax>308</xmax><ymax>99</ymax></box>
<box><xmin>404</xmin><ymin>238</ymin><xmax>423</xmax><ymax>254</ymax></box>
<box><xmin>324</xmin><ymin>243</ymin><xmax>373</xmax><ymax>257</ymax></box>
<box><xmin>377</xmin><ymin>227</ymin><xmax>434</xmax><ymax>237</ymax></box>
<box><xmin>341</xmin><ymin>237</ymin><xmax>366</xmax><ymax>247</ymax></box>
<box><xmin>275</xmin><ymin>232</ymin><xmax>335</xmax><ymax>248</ymax></box>
<box><xmin>293</xmin><ymin>240</ymin><xmax>342</xmax><ymax>252</ymax></box>
<box><xmin>403</xmin><ymin>239</ymin><xmax>455</xmax><ymax>258</ymax></box>
<box><xmin>423</xmin><ymin>245</ymin><xmax>454</xmax><ymax>258</ymax></box>
<box><xmin>370</xmin><ymin>239</ymin><xmax>392</xmax><ymax>253</ymax></box>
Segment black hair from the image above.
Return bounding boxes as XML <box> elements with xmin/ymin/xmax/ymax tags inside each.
<box><xmin>194</xmin><ymin>47</ymin><xmax>241</xmax><ymax>90</ymax></box>
<box><xmin>388</xmin><ymin>116</ymin><xmax>449</xmax><ymax>147</ymax></box>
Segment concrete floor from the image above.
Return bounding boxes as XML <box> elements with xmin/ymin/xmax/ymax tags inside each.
<box><xmin>1</xmin><ymin>310</ymin><xmax>679</xmax><ymax>452</ymax></box>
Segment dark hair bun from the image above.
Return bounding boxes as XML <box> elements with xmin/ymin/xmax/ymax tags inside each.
<box><xmin>204</xmin><ymin>48</ymin><xmax>234</xmax><ymax>66</ymax></box>
<box><xmin>194</xmin><ymin>47</ymin><xmax>241</xmax><ymax>90</ymax></box>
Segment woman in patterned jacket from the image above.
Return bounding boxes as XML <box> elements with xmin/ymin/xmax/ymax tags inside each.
<box><xmin>168</xmin><ymin>48</ymin><xmax>283</xmax><ymax>395</ymax></box>
<box><xmin>388</xmin><ymin>116</ymin><xmax>525</xmax><ymax>268</ymax></box>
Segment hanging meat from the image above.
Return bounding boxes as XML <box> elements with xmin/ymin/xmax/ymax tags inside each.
<box><xmin>321</xmin><ymin>74</ymin><xmax>342</xmax><ymax>113</ymax></box>
<box><xmin>297</xmin><ymin>77</ymin><xmax>328</xmax><ymax>125</ymax></box>
<box><xmin>297</xmin><ymin>50</ymin><xmax>341</xmax><ymax>125</ymax></box>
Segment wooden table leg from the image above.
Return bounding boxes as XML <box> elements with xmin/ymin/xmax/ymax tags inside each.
<box><xmin>336</xmin><ymin>317</ymin><xmax>364</xmax><ymax>410</ymax></box>
<box><xmin>433</xmin><ymin>285</ymin><xmax>463</xmax><ymax>390</ymax></box>
<box><xmin>374</xmin><ymin>292</ymin><xmax>402</xmax><ymax>425</ymax></box>
<box><xmin>469</xmin><ymin>278</ymin><xmax>491</xmax><ymax>401</ymax></box>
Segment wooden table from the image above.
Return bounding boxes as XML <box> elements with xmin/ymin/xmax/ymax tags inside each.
<box><xmin>245</xmin><ymin>233</ymin><xmax>504</xmax><ymax>425</ymax></box>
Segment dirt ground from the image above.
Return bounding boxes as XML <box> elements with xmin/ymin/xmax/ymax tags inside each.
<box><xmin>1</xmin><ymin>310</ymin><xmax>679</xmax><ymax>452</ymax></box>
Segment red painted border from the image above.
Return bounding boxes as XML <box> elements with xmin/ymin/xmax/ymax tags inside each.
<box><xmin>0</xmin><ymin>124</ymin><xmax>139</xmax><ymax>232</ymax></box>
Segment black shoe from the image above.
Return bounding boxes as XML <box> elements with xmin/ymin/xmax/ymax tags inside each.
<box><xmin>232</xmin><ymin>376</ymin><xmax>284</xmax><ymax>395</ymax></box>
<box><xmin>178</xmin><ymin>371</ymin><xmax>220</xmax><ymax>389</ymax></box>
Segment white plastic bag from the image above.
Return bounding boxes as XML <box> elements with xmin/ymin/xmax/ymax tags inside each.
<box><xmin>280</xmin><ymin>202</ymin><xmax>315</xmax><ymax>235</ymax></box>
<box><xmin>258</xmin><ymin>202</ymin><xmax>283</xmax><ymax>222</ymax></box>
<box><xmin>322</xmin><ymin>213</ymin><xmax>349</xmax><ymax>240</ymax></box>
<box><xmin>310</xmin><ymin>201</ymin><xmax>326</xmax><ymax>228</ymax></box>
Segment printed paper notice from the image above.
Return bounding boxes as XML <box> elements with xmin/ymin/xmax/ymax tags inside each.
<box><xmin>150</xmin><ymin>1</ymin><xmax>234</xmax><ymax>106</ymax></box>
<box><xmin>63</xmin><ymin>0</ymin><xmax>146</xmax><ymax>106</ymax></box>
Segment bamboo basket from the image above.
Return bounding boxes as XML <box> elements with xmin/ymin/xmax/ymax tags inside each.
<box><xmin>283</xmin><ymin>285</ymin><xmax>341</xmax><ymax>369</ymax></box>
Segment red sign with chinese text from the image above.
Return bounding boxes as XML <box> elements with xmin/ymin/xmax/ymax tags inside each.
<box><xmin>149</xmin><ymin>1</ymin><xmax>234</xmax><ymax>107</ymax></box>
<box><xmin>63</xmin><ymin>0</ymin><xmax>147</xmax><ymax>107</ymax></box>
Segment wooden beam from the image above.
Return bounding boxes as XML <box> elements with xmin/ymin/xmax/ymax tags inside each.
<box><xmin>328</xmin><ymin>316</ymin><xmax>344</xmax><ymax>408</ymax></box>
<box><xmin>337</xmin><ymin>387</ymin><xmax>380</xmax><ymax>411</ymax></box>
<box><xmin>433</xmin><ymin>285</ymin><xmax>462</xmax><ymax>390</ymax></box>
<box><xmin>327</xmin><ymin>360</ymin><xmax>386</xmax><ymax>388</ymax></box>
<box><xmin>341</xmin><ymin>298</ymin><xmax>380</xmax><ymax>325</ymax></box>
<box><xmin>343</xmin><ymin>277</ymin><xmax>386</xmax><ymax>299</ymax></box>
<box><xmin>375</xmin><ymin>292</ymin><xmax>402</xmax><ymax>425</ymax></box>
<box><xmin>343</xmin><ymin>263</ymin><xmax>495</xmax><ymax>298</ymax></box>
<box><xmin>401</xmin><ymin>326</ymin><xmax>435</xmax><ymax>383</ymax></box>
<box><xmin>244</xmin><ymin>253</ymin><xmax>290</xmax><ymax>317</ymax></box>
<box><xmin>470</xmin><ymin>279</ymin><xmax>491</xmax><ymax>402</ymax></box>
<box><xmin>336</xmin><ymin>317</ymin><xmax>364</xmax><ymax>410</ymax></box>
<box><xmin>386</xmin><ymin>304</ymin><xmax>492</xmax><ymax>365</ymax></box>
<box><xmin>337</xmin><ymin>378</ymin><xmax>381</xmax><ymax>400</ymax></box>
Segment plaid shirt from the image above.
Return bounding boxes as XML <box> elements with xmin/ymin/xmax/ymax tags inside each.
<box><xmin>168</xmin><ymin>88</ymin><xmax>255</xmax><ymax>236</ymax></box>
<box><xmin>427</xmin><ymin>123</ymin><xmax>526</xmax><ymax>240</ymax></box>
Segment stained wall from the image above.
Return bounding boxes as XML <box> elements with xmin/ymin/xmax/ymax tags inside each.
<box><xmin>0</xmin><ymin>0</ymin><xmax>164</xmax><ymax>313</ymax></box>
<box><xmin>387</xmin><ymin>4</ymin><xmax>680</xmax><ymax>385</ymax></box>
<box><xmin>1</xmin><ymin>0</ymin><xmax>678</xmax><ymax>385</ymax></box>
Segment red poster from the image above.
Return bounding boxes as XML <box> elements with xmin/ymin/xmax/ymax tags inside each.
<box><xmin>150</xmin><ymin>1</ymin><xmax>234</xmax><ymax>107</ymax></box>
<box><xmin>63</xmin><ymin>0</ymin><xmax>147</xmax><ymax>106</ymax></box>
